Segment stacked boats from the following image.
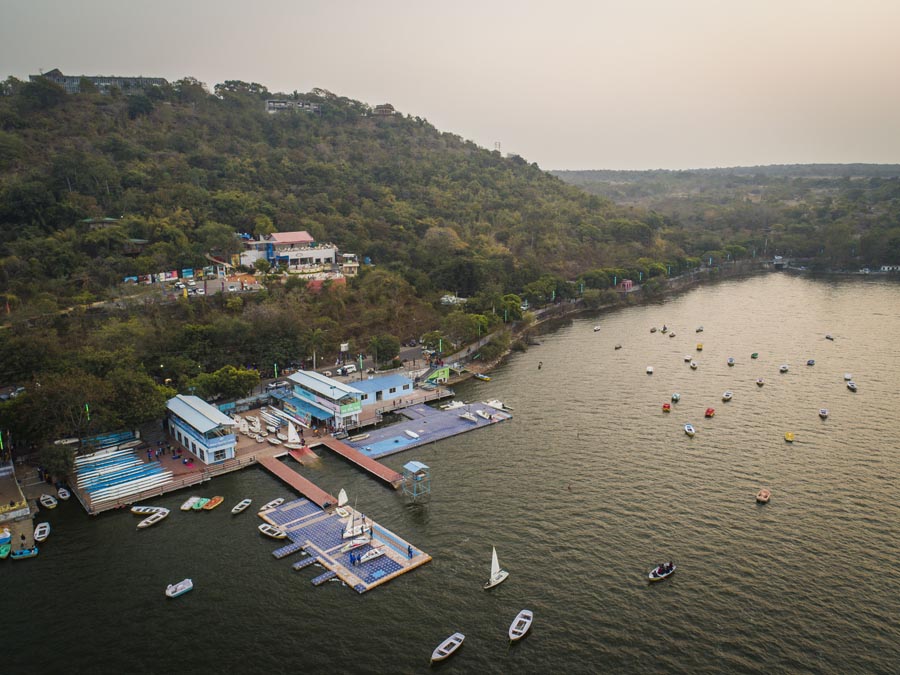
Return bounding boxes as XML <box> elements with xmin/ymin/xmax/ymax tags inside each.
<box><xmin>73</xmin><ymin>445</ymin><xmax>173</xmax><ymax>508</ymax></box>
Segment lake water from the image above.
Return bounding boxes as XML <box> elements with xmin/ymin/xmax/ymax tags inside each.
<box><xmin>9</xmin><ymin>274</ymin><xmax>900</xmax><ymax>674</ymax></box>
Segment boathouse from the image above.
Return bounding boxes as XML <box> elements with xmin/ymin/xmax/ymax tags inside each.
<box><xmin>355</xmin><ymin>374</ymin><xmax>414</xmax><ymax>411</ymax></box>
<box><xmin>283</xmin><ymin>371</ymin><xmax>363</xmax><ymax>431</ymax></box>
<box><xmin>165</xmin><ymin>395</ymin><xmax>237</xmax><ymax>464</ymax></box>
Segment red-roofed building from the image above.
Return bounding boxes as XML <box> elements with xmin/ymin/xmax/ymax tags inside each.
<box><xmin>239</xmin><ymin>231</ymin><xmax>337</xmax><ymax>271</ymax></box>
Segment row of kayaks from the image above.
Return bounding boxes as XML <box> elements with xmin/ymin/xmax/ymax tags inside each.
<box><xmin>431</xmin><ymin>610</ymin><xmax>534</xmax><ymax>662</ymax></box>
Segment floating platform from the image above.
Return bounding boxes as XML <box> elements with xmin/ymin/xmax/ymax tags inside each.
<box><xmin>257</xmin><ymin>456</ymin><xmax>336</xmax><ymax>508</ymax></box>
<box><xmin>263</xmin><ymin>497</ymin><xmax>431</xmax><ymax>593</ymax></box>
<box><xmin>272</xmin><ymin>541</ymin><xmax>304</xmax><ymax>559</ymax></box>
<box><xmin>344</xmin><ymin>402</ymin><xmax>512</xmax><ymax>459</ymax></box>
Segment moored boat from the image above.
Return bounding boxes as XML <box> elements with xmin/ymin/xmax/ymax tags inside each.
<box><xmin>472</xmin><ymin>373</ymin><xmax>491</xmax><ymax>381</ymax></box>
<box><xmin>614</xmin><ymin>344</ymin><xmax>622</xmax><ymax>349</ymax></box>
<box><xmin>484</xmin><ymin>546</ymin><xmax>510</xmax><ymax>589</ymax></box>
<box><xmin>826</xmin><ymin>334</ymin><xmax>834</xmax><ymax>341</ymax></box>
<box><xmin>646</xmin><ymin>366</ymin><xmax>654</xmax><ymax>375</ymax></box>
<box><xmin>231</xmin><ymin>498</ymin><xmax>252</xmax><ymax>515</ymax></box>
<box><xmin>671</xmin><ymin>393</ymin><xmax>680</xmax><ymax>402</ymax></box>
<box><xmin>705</xmin><ymin>408</ymin><xmax>715</xmax><ymax>418</ymax></box>
<box><xmin>335</xmin><ymin>488</ymin><xmax>350</xmax><ymax>518</ymax></box>
<box><xmin>784</xmin><ymin>432</ymin><xmax>795</xmax><ymax>443</ymax></box>
<box><xmin>359</xmin><ymin>546</ymin><xmax>385</xmax><ymax>563</ymax></box>
<box><xmin>690</xmin><ymin>361</ymin><xmax>698</xmax><ymax>370</ymax></box>
<box><xmin>192</xmin><ymin>498</ymin><xmax>210</xmax><ymax>510</ymax></box>
<box><xmin>137</xmin><ymin>508</ymin><xmax>170</xmax><ymax>529</ymax></box>
<box><xmin>696</xmin><ymin>343</ymin><xmax>703</xmax><ymax>351</ymax></box>
<box><xmin>843</xmin><ymin>373</ymin><xmax>852</xmax><ymax>381</ymax></box>
<box><xmin>258</xmin><ymin>523</ymin><xmax>287</xmax><ymax>540</ymax></box>
<box><xmin>684</xmin><ymin>355</ymin><xmax>692</xmax><ymax>362</ymax></box>
<box><xmin>649</xmin><ymin>562</ymin><xmax>676</xmax><ymax>581</ymax></box>
<box><xmin>751</xmin><ymin>352</ymin><xmax>759</xmax><ymax>359</ymax></box>
<box><xmin>727</xmin><ymin>357</ymin><xmax>735</xmax><ymax>366</ymax></box>
<box><xmin>180</xmin><ymin>497</ymin><xmax>201</xmax><ymax>511</ymax></box>
<box><xmin>722</xmin><ymin>391</ymin><xmax>733</xmax><ymax>402</ymax></box>
<box><xmin>340</xmin><ymin>537</ymin><xmax>371</xmax><ymax>553</ymax></box>
<box><xmin>807</xmin><ymin>359</ymin><xmax>815</xmax><ymax>366</ymax></box>
<box><xmin>459</xmin><ymin>411</ymin><xmax>479</xmax><ymax>423</ymax></box>
<box><xmin>779</xmin><ymin>364</ymin><xmax>789</xmax><ymax>373</ymax></box>
<box><xmin>669</xmin><ymin>332</ymin><xmax>676</xmax><ymax>337</ymax></box>
<box><xmin>431</xmin><ymin>633</ymin><xmax>465</xmax><ymax>662</ymax></box>
<box><xmin>756</xmin><ymin>378</ymin><xmax>765</xmax><ymax>387</ymax></box>
<box><xmin>509</xmin><ymin>609</ymin><xmax>534</xmax><ymax>642</ymax></box>
<box><xmin>684</xmin><ymin>424</ymin><xmax>696</xmax><ymax>437</ymax></box>
<box><xmin>847</xmin><ymin>381</ymin><xmax>858</xmax><ymax>392</ymax></box>
<box><xmin>57</xmin><ymin>487</ymin><xmax>71</xmax><ymax>500</ymax></box>
<box><xmin>131</xmin><ymin>505</ymin><xmax>163</xmax><ymax>515</ymax></box>
<box><xmin>259</xmin><ymin>497</ymin><xmax>285</xmax><ymax>512</ymax></box>
<box><xmin>165</xmin><ymin>578</ymin><xmax>193</xmax><ymax>598</ymax></box>
<box><xmin>593</xmin><ymin>325</ymin><xmax>601</xmax><ymax>332</ymax></box>
<box><xmin>756</xmin><ymin>488</ymin><xmax>771</xmax><ymax>504</ymax></box>
<box><xmin>11</xmin><ymin>546</ymin><xmax>39</xmax><ymax>560</ymax></box>
<box><xmin>39</xmin><ymin>494</ymin><xmax>58</xmax><ymax>510</ymax></box>
<box><xmin>662</xmin><ymin>403</ymin><xmax>671</xmax><ymax>412</ymax></box>
<box><xmin>696</xmin><ymin>326</ymin><xmax>704</xmax><ymax>332</ymax></box>
<box><xmin>202</xmin><ymin>496</ymin><xmax>224</xmax><ymax>510</ymax></box>
<box><xmin>33</xmin><ymin>522</ymin><xmax>51</xmax><ymax>542</ymax></box>
<box><xmin>819</xmin><ymin>408</ymin><xmax>829</xmax><ymax>419</ymax></box>
<box><xmin>650</xmin><ymin>327</ymin><xmax>657</xmax><ymax>333</ymax></box>
<box><xmin>0</xmin><ymin>543</ymin><xmax>10</xmax><ymax>559</ymax></box>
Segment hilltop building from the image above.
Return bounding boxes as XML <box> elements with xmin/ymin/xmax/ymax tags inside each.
<box><xmin>238</xmin><ymin>231</ymin><xmax>338</xmax><ymax>271</ymax></box>
<box><xmin>265</xmin><ymin>99</ymin><xmax>321</xmax><ymax>114</ymax></box>
<box><xmin>30</xmin><ymin>68</ymin><xmax>167</xmax><ymax>95</ymax></box>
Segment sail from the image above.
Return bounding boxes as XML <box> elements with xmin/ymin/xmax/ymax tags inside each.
<box><xmin>490</xmin><ymin>547</ymin><xmax>500</xmax><ymax>578</ymax></box>
<box><xmin>338</xmin><ymin>488</ymin><xmax>348</xmax><ymax>507</ymax></box>
<box><xmin>287</xmin><ymin>422</ymin><xmax>301</xmax><ymax>444</ymax></box>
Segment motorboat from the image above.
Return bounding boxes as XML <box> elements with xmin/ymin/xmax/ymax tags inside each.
<box><xmin>843</xmin><ymin>373</ymin><xmax>852</xmax><ymax>381</ymax></box>
<box><xmin>661</xmin><ymin>326</ymin><xmax>668</xmax><ymax>334</ymax></box>
<box><xmin>669</xmin><ymin>332</ymin><xmax>676</xmax><ymax>338</ymax></box>
<box><xmin>646</xmin><ymin>366</ymin><xmax>654</xmax><ymax>375</ymax></box>
<box><xmin>33</xmin><ymin>522</ymin><xmax>51</xmax><ymax>542</ymax></box>
<box><xmin>192</xmin><ymin>498</ymin><xmax>210</xmax><ymax>510</ymax></box>
<box><xmin>727</xmin><ymin>357</ymin><xmax>735</xmax><ymax>367</ymax></box>
<box><xmin>359</xmin><ymin>546</ymin><xmax>385</xmax><ymax>564</ymax></box>
<box><xmin>459</xmin><ymin>411</ymin><xmax>479</xmax><ymax>423</ymax></box>
<box><xmin>650</xmin><ymin>327</ymin><xmax>657</xmax><ymax>333</ymax></box>
<box><xmin>696</xmin><ymin>343</ymin><xmax>703</xmax><ymax>351</ymax></box>
<box><xmin>509</xmin><ymin>609</ymin><xmax>534</xmax><ymax>642</ymax></box>
<box><xmin>431</xmin><ymin>633</ymin><xmax>465</xmax><ymax>663</ymax></box>
<box><xmin>11</xmin><ymin>546</ymin><xmax>39</xmax><ymax>560</ymax></box>
<box><xmin>756</xmin><ymin>488</ymin><xmax>771</xmax><ymax>504</ymax></box>
<box><xmin>722</xmin><ymin>391</ymin><xmax>733</xmax><ymax>402</ymax></box>
<box><xmin>690</xmin><ymin>361</ymin><xmax>698</xmax><ymax>370</ymax></box>
<box><xmin>662</xmin><ymin>403</ymin><xmax>671</xmax><ymax>413</ymax></box>
<box><xmin>696</xmin><ymin>326</ymin><xmax>704</xmax><ymax>333</ymax></box>
<box><xmin>484</xmin><ymin>399</ymin><xmax>511</xmax><ymax>411</ymax></box>
<box><xmin>847</xmin><ymin>381</ymin><xmax>858</xmax><ymax>392</ymax></box>
<box><xmin>807</xmin><ymin>359</ymin><xmax>815</xmax><ymax>366</ymax></box>
<box><xmin>131</xmin><ymin>505</ymin><xmax>164</xmax><ymax>515</ymax></box>
<box><xmin>259</xmin><ymin>498</ymin><xmax>285</xmax><ymax>512</ymax></box>
<box><xmin>684</xmin><ymin>424</ymin><xmax>696</xmax><ymax>437</ymax></box>
<box><xmin>484</xmin><ymin>546</ymin><xmax>510</xmax><ymax>589</ymax></box>
<box><xmin>231</xmin><ymin>498</ymin><xmax>252</xmax><ymax>515</ymax></box>
<box><xmin>684</xmin><ymin>355</ymin><xmax>692</xmax><ymax>362</ymax></box>
<box><xmin>475</xmin><ymin>410</ymin><xmax>492</xmax><ymax>420</ymax></box>
<box><xmin>165</xmin><ymin>578</ymin><xmax>193</xmax><ymax>598</ymax></box>
<box><xmin>593</xmin><ymin>325</ymin><xmax>601</xmax><ymax>332</ymax></box>
<box><xmin>819</xmin><ymin>409</ymin><xmax>829</xmax><ymax>419</ymax></box>
<box><xmin>57</xmin><ymin>487</ymin><xmax>71</xmax><ymax>500</ymax></box>
<box><xmin>202</xmin><ymin>496</ymin><xmax>224</xmax><ymax>510</ymax></box>
<box><xmin>137</xmin><ymin>508</ymin><xmax>170</xmax><ymax>529</ymax></box>
<box><xmin>472</xmin><ymin>373</ymin><xmax>491</xmax><ymax>381</ymax></box>
<box><xmin>258</xmin><ymin>523</ymin><xmax>287</xmax><ymax>540</ymax></box>
<box><xmin>751</xmin><ymin>352</ymin><xmax>759</xmax><ymax>359</ymax></box>
<box><xmin>705</xmin><ymin>408</ymin><xmax>715</xmax><ymax>418</ymax></box>
<box><xmin>671</xmin><ymin>393</ymin><xmax>681</xmax><ymax>402</ymax></box>
<box><xmin>649</xmin><ymin>562</ymin><xmax>676</xmax><ymax>582</ymax></box>
<box><xmin>779</xmin><ymin>364</ymin><xmax>789</xmax><ymax>373</ymax></box>
<box><xmin>784</xmin><ymin>432</ymin><xmax>795</xmax><ymax>443</ymax></box>
<box><xmin>39</xmin><ymin>494</ymin><xmax>58</xmax><ymax>510</ymax></box>
<box><xmin>756</xmin><ymin>378</ymin><xmax>765</xmax><ymax>387</ymax></box>
<box><xmin>180</xmin><ymin>496</ymin><xmax>201</xmax><ymax>511</ymax></box>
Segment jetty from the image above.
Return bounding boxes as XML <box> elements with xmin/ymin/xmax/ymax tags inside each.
<box><xmin>257</xmin><ymin>456</ymin><xmax>336</xmax><ymax>508</ymax></box>
<box><xmin>315</xmin><ymin>437</ymin><xmax>403</xmax><ymax>488</ymax></box>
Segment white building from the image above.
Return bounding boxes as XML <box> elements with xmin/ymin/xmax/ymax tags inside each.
<box><xmin>166</xmin><ymin>395</ymin><xmax>237</xmax><ymax>464</ymax></box>
<box><xmin>239</xmin><ymin>231</ymin><xmax>339</xmax><ymax>271</ymax></box>
<box><xmin>281</xmin><ymin>371</ymin><xmax>363</xmax><ymax>431</ymax></box>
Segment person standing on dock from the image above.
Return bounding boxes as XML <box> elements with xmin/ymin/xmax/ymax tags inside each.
<box><xmin>407</xmin><ymin>544</ymin><xmax>413</xmax><ymax>559</ymax></box>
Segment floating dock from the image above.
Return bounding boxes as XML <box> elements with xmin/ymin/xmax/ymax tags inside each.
<box><xmin>260</xmin><ymin>498</ymin><xmax>431</xmax><ymax>593</ymax></box>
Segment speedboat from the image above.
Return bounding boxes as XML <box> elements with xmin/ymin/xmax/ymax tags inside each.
<box><xmin>472</xmin><ymin>373</ymin><xmax>491</xmax><ymax>381</ymax></box>
<box><xmin>593</xmin><ymin>325</ymin><xmax>601</xmax><ymax>332</ymax></box>
<box><xmin>684</xmin><ymin>424</ymin><xmax>696</xmax><ymax>437</ymax></box>
<box><xmin>690</xmin><ymin>361</ymin><xmax>698</xmax><ymax>370</ymax></box>
<box><xmin>847</xmin><ymin>381</ymin><xmax>857</xmax><ymax>392</ymax></box>
<box><xmin>756</xmin><ymin>378</ymin><xmax>765</xmax><ymax>387</ymax></box>
<box><xmin>779</xmin><ymin>364</ymin><xmax>789</xmax><ymax>373</ymax></box>
<box><xmin>258</xmin><ymin>523</ymin><xmax>287</xmax><ymax>540</ymax></box>
<box><xmin>669</xmin><ymin>332</ymin><xmax>676</xmax><ymax>338</ymax></box>
<box><xmin>33</xmin><ymin>522</ymin><xmax>51</xmax><ymax>542</ymax></box>
<box><xmin>39</xmin><ymin>494</ymin><xmax>58</xmax><ymax>509</ymax></box>
<box><xmin>696</xmin><ymin>326</ymin><xmax>704</xmax><ymax>333</ymax></box>
<box><xmin>819</xmin><ymin>409</ymin><xmax>829</xmax><ymax>419</ymax></box>
<box><xmin>614</xmin><ymin>344</ymin><xmax>622</xmax><ymax>350</ymax></box>
<box><xmin>671</xmin><ymin>393</ymin><xmax>681</xmax><ymax>402</ymax></box>
<box><xmin>649</xmin><ymin>562</ymin><xmax>676</xmax><ymax>581</ymax></box>
<box><xmin>646</xmin><ymin>366</ymin><xmax>654</xmax><ymax>375</ymax></box>
<box><xmin>57</xmin><ymin>487</ymin><xmax>71</xmax><ymax>500</ymax></box>
<box><xmin>180</xmin><ymin>497</ymin><xmax>201</xmax><ymax>511</ymax></box>
<box><xmin>165</xmin><ymin>578</ymin><xmax>193</xmax><ymax>598</ymax></box>
<box><xmin>431</xmin><ymin>633</ymin><xmax>465</xmax><ymax>663</ymax></box>
<box><xmin>705</xmin><ymin>408</ymin><xmax>715</xmax><ymax>418</ymax></box>
<box><xmin>231</xmin><ymin>498</ymin><xmax>252</xmax><ymax>515</ymax></box>
<box><xmin>202</xmin><ymin>496</ymin><xmax>224</xmax><ymax>510</ymax></box>
<box><xmin>696</xmin><ymin>343</ymin><xmax>703</xmax><ymax>351</ymax></box>
<box><xmin>260</xmin><ymin>497</ymin><xmax>285</xmax><ymax>512</ymax></box>
<box><xmin>784</xmin><ymin>432</ymin><xmax>795</xmax><ymax>443</ymax></box>
<box><xmin>756</xmin><ymin>488</ymin><xmax>771</xmax><ymax>504</ymax></box>
<box><xmin>509</xmin><ymin>610</ymin><xmax>534</xmax><ymax>642</ymax></box>
<box><xmin>684</xmin><ymin>355</ymin><xmax>692</xmax><ymax>362</ymax></box>
<box><xmin>825</xmin><ymin>334</ymin><xmax>834</xmax><ymax>341</ymax></box>
<box><xmin>727</xmin><ymin>357</ymin><xmax>735</xmax><ymax>366</ymax></box>
<box><xmin>722</xmin><ymin>391</ymin><xmax>733</xmax><ymax>402</ymax></box>
<box><xmin>843</xmin><ymin>373</ymin><xmax>852</xmax><ymax>381</ymax></box>
<box><xmin>137</xmin><ymin>508</ymin><xmax>170</xmax><ymax>529</ymax></box>
<box><xmin>662</xmin><ymin>403</ymin><xmax>671</xmax><ymax>413</ymax></box>
<box><xmin>807</xmin><ymin>359</ymin><xmax>815</xmax><ymax>366</ymax></box>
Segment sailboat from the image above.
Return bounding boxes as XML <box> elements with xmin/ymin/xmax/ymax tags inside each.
<box><xmin>483</xmin><ymin>546</ymin><xmax>509</xmax><ymax>589</ymax></box>
<box><xmin>284</xmin><ymin>421</ymin><xmax>304</xmax><ymax>449</ymax></box>
<box><xmin>342</xmin><ymin>498</ymin><xmax>371</xmax><ymax>540</ymax></box>
<box><xmin>335</xmin><ymin>488</ymin><xmax>350</xmax><ymax>518</ymax></box>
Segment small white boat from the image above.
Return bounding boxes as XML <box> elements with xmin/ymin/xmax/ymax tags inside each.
<box><xmin>267</xmin><ymin>437</ymin><xmax>282</xmax><ymax>445</ymax></box>
<box><xmin>847</xmin><ymin>381</ymin><xmax>858</xmax><ymax>392</ymax></box>
<box><xmin>779</xmin><ymin>364</ymin><xmax>789</xmax><ymax>373</ymax></box>
<box><xmin>485</xmin><ymin>399</ymin><xmax>511</xmax><ymax>411</ymax></box>
<box><xmin>722</xmin><ymin>391</ymin><xmax>733</xmax><ymax>402</ymax></box>
<box><xmin>431</xmin><ymin>632</ymin><xmax>465</xmax><ymax>663</ymax></box>
<box><xmin>684</xmin><ymin>355</ymin><xmax>692</xmax><ymax>362</ymax></box>
<box><xmin>727</xmin><ymin>357</ymin><xmax>735</xmax><ymax>366</ymax></box>
<box><xmin>696</xmin><ymin>326</ymin><xmax>704</xmax><ymax>333</ymax></box>
<box><xmin>593</xmin><ymin>325</ymin><xmax>601</xmax><ymax>332</ymax></box>
<box><xmin>57</xmin><ymin>487</ymin><xmax>71</xmax><ymax>500</ymax></box>
<box><xmin>509</xmin><ymin>609</ymin><xmax>534</xmax><ymax>641</ymax></box>
<box><xmin>684</xmin><ymin>424</ymin><xmax>696</xmax><ymax>437</ymax></box>
<box><xmin>340</xmin><ymin>537</ymin><xmax>371</xmax><ymax>553</ymax></box>
<box><xmin>137</xmin><ymin>508</ymin><xmax>170</xmax><ymax>529</ymax></box>
<box><xmin>39</xmin><ymin>494</ymin><xmax>58</xmax><ymax>509</ymax></box>
<box><xmin>258</xmin><ymin>523</ymin><xmax>287</xmax><ymax>540</ymax></box>
<box><xmin>843</xmin><ymin>373</ymin><xmax>852</xmax><ymax>381</ymax></box>
<box><xmin>342</xmin><ymin>522</ymin><xmax>371</xmax><ymax>540</ymax></box>
<box><xmin>756</xmin><ymin>378</ymin><xmax>765</xmax><ymax>387</ymax></box>
<box><xmin>459</xmin><ymin>411</ymin><xmax>478</xmax><ymax>423</ymax></box>
<box><xmin>131</xmin><ymin>505</ymin><xmax>164</xmax><ymax>515</ymax></box>
<box><xmin>690</xmin><ymin>361</ymin><xmax>698</xmax><ymax>370</ymax></box>
<box><xmin>484</xmin><ymin>546</ymin><xmax>509</xmax><ymax>589</ymax></box>
<box><xmin>348</xmin><ymin>433</ymin><xmax>370</xmax><ymax>441</ymax></box>
<box><xmin>826</xmin><ymin>334</ymin><xmax>834</xmax><ymax>341</ymax></box>
<box><xmin>33</xmin><ymin>522</ymin><xmax>51</xmax><ymax>542</ymax></box>
<box><xmin>649</xmin><ymin>562</ymin><xmax>676</xmax><ymax>581</ymax></box>
<box><xmin>819</xmin><ymin>408</ymin><xmax>829</xmax><ymax>419</ymax></box>
<box><xmin>475</xmin><ymin>409</ymin><xmax>492</xmax><ymax>420</ymax></box>
<box><xmin>404</xmin><ymin>429</ymin><xmax>420</xmax><ymax>439</ymax></box>
<box><xmin>671</xmin><ymin>393</ymin><xmax>680</xmax><ymax>402</ymax></box>
<box><xmin>359</xmin><ymin>546</ymin><xmax>385</xmax><ymax>563</ymax></box>
<box><xmin>259</xmin><ymin>497</ymin><xmax>284</xmax><ymax>512</ymax></box>
<box><xmin>646</xmin><ymin>366</ymin><xmax>654</xmax><ymax>375</ymax></box>
<box><xmin>231</xmin><ymin>498</ymin><xmax>252</xmax><ymax>515</ymax></box>
<box><xmin>165</xmin><ymin>578</ymin><xmax>193</xmax><ymax>598</ymax></box>
<box><xmin>180</xmin><ymin>497</ymin><xmax>201</xmax><ymax>511</ymax></box>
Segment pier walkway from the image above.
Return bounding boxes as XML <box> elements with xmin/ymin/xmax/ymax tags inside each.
<box><xmin>314</xmin><ymin>437</ymin><xmax>403</xmax><ymax>489</ymax></box>
<box><xmin>257</xmin><ymin>456</ymin><xmax>336</xmax><ymax>508</ymax></box>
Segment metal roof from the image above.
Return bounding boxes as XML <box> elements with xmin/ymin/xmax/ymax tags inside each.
<box><xmin>166</xmin><ymin>395</ymin><xmax>236</xmax><ymax>434</ymax></box>
<box><xmin>353</xmin><ymin>374</ymin><xmax>413</xmax><ymax>394</ymax></box>
<box><xmin>403</xmin><ymin>461</ymin><xmax>429</xmax><ymax>473</ymax></box>
<box><xmin>287</xmin><ymin>371</ymin><xmax>363</xmax><ymax>398</ymax></box>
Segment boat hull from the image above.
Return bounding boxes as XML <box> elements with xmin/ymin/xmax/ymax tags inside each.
<box><xmin>509</xmin><ymin>610</ymin><xmax>534</xmax><ymax>641</ymax></box>
<box><xmin>431</xmin><ymin>633</ymin><xmax>465</xmax><ymax>662</ymax></box>
<box><xmin>484</xmin><ymin>569</ymin><xmax>509</xmax><ymax>589</ymax></box>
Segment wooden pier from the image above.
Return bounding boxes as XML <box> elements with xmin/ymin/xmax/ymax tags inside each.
<box><xmin>257</xmin><ymin>456</ymin><xmax>337</xmax><ymax>508</ymax></box>
<box><xmin>315</xmin><ymin>437</ymin><xmax>403</xmax><ymax>488</ymax></box>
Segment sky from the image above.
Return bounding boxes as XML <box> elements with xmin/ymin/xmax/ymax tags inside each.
<box><xmin>2</xmin><ymin>0</ymin><xmax>900</xmax><ymax>170</ymax></box>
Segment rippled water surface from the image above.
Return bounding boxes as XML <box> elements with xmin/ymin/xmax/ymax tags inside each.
<box><xmin>9</xmin><ymin>275</ymin><xmax>900</xmax><ymax>674</ymax></box>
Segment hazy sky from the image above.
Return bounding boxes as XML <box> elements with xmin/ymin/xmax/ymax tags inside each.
<box><xmin>3</xmin><ymin>0</ymin><xmax>900</xmax><ymax>170</ymax></box>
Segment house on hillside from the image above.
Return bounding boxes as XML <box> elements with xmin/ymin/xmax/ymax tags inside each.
<box><xmin>265</xmin><ymin>99</ymin><xmax>321</xmax><ymax>114</ymax></box>
<box><xmin>373</xmin><ymin>103</ymin><xmax>396</xmax><ymax>116</ymax></box>
<box><xmin>239</xmin><ymin>231</ymin><xmax>338</xmax><ymax>271</ymax></box>
<box><xmin>30</xmin><ymin>68</ymin><xmax>167</xmax><ymax>94</ymax></box>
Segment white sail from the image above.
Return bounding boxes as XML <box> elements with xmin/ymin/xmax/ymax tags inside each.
<box><xmin>338</xmin><ymin>488</ymin><xmax>348</xmax><ymax>507</ymax></box>
<box><xmin>490</xmin><ymin>547</ymin><xmax>501</xmax><ymax>578</ymax></box>
<box><xmin>287</xmin><ymin>422</ymin><xmax>301</xmax><ymax>444</ymax></box>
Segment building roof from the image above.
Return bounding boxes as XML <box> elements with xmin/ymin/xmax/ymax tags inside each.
<box><xmin>403</xmin><ymin>461</ymin><xmax>429</xmax><ymax>473</ymax></box>
<box><xmin>269</xmin><ymin>231</ymin><xmax>314</xmax><ymax>245</ymax></box>
<box><xmin>166</xmin><ymin>395</ymin><xmax>235</xmax><ymax>434</ymax></box>
<box><xmin>353</xmin><ymin>374</ymin><xmax>413</xmax><ymax>394</ymax></box>
<box><xmin>287</xmin><ymin>371</ymin><xmax>363</xmax><ymax>398</ymax></box>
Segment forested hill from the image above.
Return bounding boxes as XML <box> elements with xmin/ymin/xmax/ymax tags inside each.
<box><xmin>0</xmin><ymin>76</ymin><xmax>682</xmax><ymax>307</ymax></box>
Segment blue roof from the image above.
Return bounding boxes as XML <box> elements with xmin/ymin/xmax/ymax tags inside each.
<box><xmin>354</xmin><ymin>374</ymin><xmax>413</xmax><ymax>394</ymax></box>
<box><xmin>166</xmin><ymin>395</ymin><xmax>235</xmax><ymax>433</ymax></box>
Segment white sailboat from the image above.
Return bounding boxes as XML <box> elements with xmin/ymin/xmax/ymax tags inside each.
<box><xmin>335</xmin><ymin>488</ymin><xmax>350</xmax><ymax>518</ymax></box>
<box><xmin>483</xmin><ymin>546</ymin><xmax>509</xmax><ymax>589</ymax></box>
<box><xmin>342</xmin><ymin>498</ymin><xmax>371</xmax><ymax>539</ymax></box>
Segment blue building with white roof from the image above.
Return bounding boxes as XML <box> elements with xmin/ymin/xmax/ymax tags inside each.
<box><xmin>284</xmin><ymin>371</ymin><xmax>364</xmax><ymax>431</ymax></box>
<box><xmin>166</xmin><ymin>394</ymin><xmax>237</xmax><ymax>464</ymax></box>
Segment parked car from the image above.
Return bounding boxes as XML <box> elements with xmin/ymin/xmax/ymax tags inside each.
<box><xmin>266</xmin><ymin>380</ymin><xmax>289</xmax><ymax>390</ymax></box>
